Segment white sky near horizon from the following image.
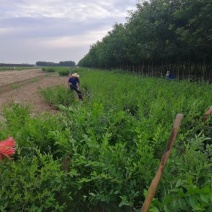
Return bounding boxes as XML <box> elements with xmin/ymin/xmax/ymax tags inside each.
<box><xmin>0</xmin><ymin>0</ymin><xmax>137</xmax><ymax>65</ymax></box>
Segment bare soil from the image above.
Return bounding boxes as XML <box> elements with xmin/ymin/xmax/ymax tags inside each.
<box><xmin>0</xmin><ymin>69</ymin><xmax>68</xmax><ymax>115</ymax></box>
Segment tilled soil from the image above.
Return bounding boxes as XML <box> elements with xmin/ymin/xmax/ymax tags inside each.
<box><xmin>0</xmin><ymin>69</ymin><xmax>68</xmax><ymax>115</ymax></box>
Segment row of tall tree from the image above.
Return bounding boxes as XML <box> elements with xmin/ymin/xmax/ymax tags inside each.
<box><xmin>78</xmin><ymin>0</ymin><xmax>212</xmax><ymax>81</ymax></box>
<box><xmin>36</xmin><ymin>61</ymin><xmax>75</xmax><ymax>67</ymax></box>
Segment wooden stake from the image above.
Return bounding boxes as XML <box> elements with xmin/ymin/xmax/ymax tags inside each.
<box><xmin>141</xmin><ymin>114</ymin><xmax>184</xmax><ymax>212</ymax></box>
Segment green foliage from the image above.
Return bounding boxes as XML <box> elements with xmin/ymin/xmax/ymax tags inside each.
<box><xmin>0</xmin><ymin>69</ymin><xmax>211</xmax><ymax>211</ymax></box>
<box><xmin>78</xmin><ymin>0</ymin><xmax>211</xmax><ymax>80</ymax></box>
<box><xmin>42</xmin><ymin>66</ymin><xmax>72</xmax><ymax>76</ymax></box>
<box><xmin>42</xmin><ymin>67</ymin><xmax>55</xmax><ymax>72</ymax></box>
<box><xmin>58</xmin><ymin>69</ymin><xmax>70</xmax><ymax>76</ymax></box>
<box><xmin>37</xmin><ymin>60</ymin><xmax>75</xmax><ymax>67</ymax></box>
<box><xmin>39</xmin><ymin>85</ymin><xmax>73</xmax><ymax>107</ymax></box>
<box><xmin>0</xmin><ymin>149</ymin><xmax>68</xmax><ymax>211</ymax></box>
<box><xmin>1</xmin><ymin>103</ymin><xmax>65</xmax><ymax>156</ymax></box>
<box><xmin>0</xmin><ymin>66</ymin><xmax>36</xmax><ymax>71</ymax></box>
<box><xmin>153</xmin><ymin>133</ymin><xmax>212</xmax><ymax>211</ymax></box>
<box><xmin>49</xmin><ymin>104</ymin><xmax>157</xmax><ymax>210</ymax></box>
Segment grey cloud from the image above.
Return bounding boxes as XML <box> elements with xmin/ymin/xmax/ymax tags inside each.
<box><xmin>0</xmin><ymin>0</ymin><xmax>137</xmax><ymax>64</ymax></box>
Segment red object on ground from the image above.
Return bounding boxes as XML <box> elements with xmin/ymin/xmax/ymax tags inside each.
<box><xmin>0</xmin><ymin>137</ymin><xmax>16</xmax><ymax>161</ymax></box>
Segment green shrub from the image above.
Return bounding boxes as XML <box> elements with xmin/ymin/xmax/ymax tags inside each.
<box><xmin>1</xmin><ymin>103</ymin><xmax>66</xmax><ymax>157</ymax></box>
<box><xmin>58</xmin><ymin>69</ymin><xmax>70</xmax><ymax>76</ymax></box>
<box><xmin>39</xmin><ymin>85</ymin><xmax>73</xmax><ymax>107</ymax></box>
<box><xmin>0</xmin><ymin>68</ymin><xmax>211</xmax><ymax>211</ymax></box>
<box><xmin>42</xmin><ymin>67</ymin><xmax>55</xmax><ymax>72</ymax></box>
<box><xmin>0</xmin><ymin>149</ymin><xmax>68</xmax><ymax>211</ymax></box>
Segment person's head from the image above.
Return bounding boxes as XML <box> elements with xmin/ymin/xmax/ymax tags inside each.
<box><xmin>72</xmin><ymin>73</ymin><xmax>79</xmax><ymax>78</ymax></box>
<box><xmin>166</xmin><ymin>71</ymin><xmax>170</xmax><ymax>76</ymax></box>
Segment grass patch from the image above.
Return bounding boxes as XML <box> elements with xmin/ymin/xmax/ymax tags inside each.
<box><xmin>10</xmin><ymin>83</ymin><xmax>21</xmax><ymax>89</ymax></box>
<box><xmin>39</xmin><ymin>85</ymin><xmax>74</xmax><ymax>107</ymax></box>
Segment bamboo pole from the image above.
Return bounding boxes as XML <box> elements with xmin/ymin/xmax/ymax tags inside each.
<box><xmin>141</xmin><ymin>114</ymin><xmax>184</xmax><ymax>212</ymax></box>
<box><xmin>203</xmin><ymin>107</ymin><xmax>212</xmax><ymax>122</ymax></box>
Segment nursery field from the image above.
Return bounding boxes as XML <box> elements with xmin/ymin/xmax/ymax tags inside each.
<box><xmin>0</xmin><ymin>68</ymin><xmax>212</xmax><ymax>212</ymax></box>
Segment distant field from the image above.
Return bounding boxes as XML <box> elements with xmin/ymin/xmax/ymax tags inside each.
<box><xmin>0</xmin><ymin>69</ymin><xmax>45</xmax><ymax>86</ymax></box>
<box><xmin>0</xmin><ymin>66</ymin><xmax>39</xmax><ymax>71</ymax></box>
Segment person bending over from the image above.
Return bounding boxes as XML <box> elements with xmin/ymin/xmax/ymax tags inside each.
<box><xmin>68</xmin><ymin>73</ymin><xmax>83</xmax><ymax>100</ymax></box>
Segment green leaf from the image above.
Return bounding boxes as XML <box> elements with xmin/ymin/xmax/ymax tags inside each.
<box><xmin>119</xmin><ymin>201</ymin><xmax>130</xmax><ymax>207</ymax></box>
<box><xmin>200</xmin><ymin>194</ymin><xmax>208</xmax><ymax>203</ymax></box>
<box><xmin>163</xmin><ymin>204</ymin><xmax>169</xmax><ymax>212</ymax></box>
<box><xmin>189</xmin><ymin>196</ymin><xmax>197</xmax><ymax>209</ymax></box>
<box><xmin>149</xmin><ymin>207</ymin><xmax>160</xmax><ymax>212</ymax></box>
<box><xmin>175</xmin><ymin>179</ymin><xmax>182</xmax><ymax>188</ymax></box>
<box><xmin>89</xmin><ymin>193</ymin><xmax>96</xmax><ymax>197</ymax></box>
<box><xmin>80</xmin><ymin>178</ymin><xmax>91</xmax><ymax>183</ymax></box>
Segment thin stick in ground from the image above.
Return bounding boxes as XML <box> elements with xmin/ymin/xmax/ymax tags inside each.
<box><xmin>141</xmin><ymin>114</ymin><xmax>184</xmax><ymax>212</ymax></box>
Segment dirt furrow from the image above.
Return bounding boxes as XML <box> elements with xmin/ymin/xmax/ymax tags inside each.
<box><xmin>0</xmin><ymin>70</ymin><xmax>68</xmax><ymax>115</ymax></box>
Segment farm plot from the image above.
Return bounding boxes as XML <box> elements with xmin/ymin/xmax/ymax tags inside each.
<box><xmin>0</xmin><ymin>69</ymin><xmax>68</xmax><ymax>114</ymax></box>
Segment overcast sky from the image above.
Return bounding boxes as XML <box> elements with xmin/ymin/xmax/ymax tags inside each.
<box><xmin>0</xmin><ymin>0</ymin><xmax>137</xmax><ymax>65</ymax></box>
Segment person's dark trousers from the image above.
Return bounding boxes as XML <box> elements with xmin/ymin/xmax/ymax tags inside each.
<box><xmin>70</xmin><ymin>85</ymin><xmax>83</xmax><ymax>100</ymax></box>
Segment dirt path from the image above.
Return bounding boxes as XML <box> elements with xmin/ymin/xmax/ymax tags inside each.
<box><xmin>0</xmin><ymin>69</ymin><xmax>68</xmax><ymax>115</ymax></box>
